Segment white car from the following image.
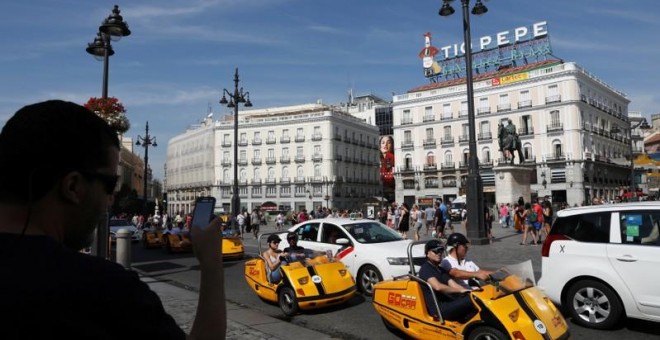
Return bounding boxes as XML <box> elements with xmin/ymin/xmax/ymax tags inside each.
<box><xmin>278</xmin><ymin>218</ymin><xmax>424</xmax><ymax>296</ymax></box>
<box><xmin>109</xmin><ymin>219</ymin><xmax>140</xmax><ymax>242</ymax></box>
<box><xmin>538</xmin><ymin>202</ymin><xmax>660</xmax><ymax>329</ymax></box>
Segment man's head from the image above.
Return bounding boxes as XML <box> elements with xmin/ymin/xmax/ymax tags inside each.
<box><xmin>424</xmin><ymin>239</ymin><xmax>445</xmax><ymax>263</ymax></box>
<box><xmin>446</xmin><ymin>232</ymin><xmax>470</xmax><ymax>258</ymax></box>
<box><xmin>286</xmin><ymin>232</ymin><xmax>298</xmax><ymax>244</ymax></box>
<box><xmin>0</xmin><ymin>100</ymin><xmax>120</xmax><ymax>249</ymax></box>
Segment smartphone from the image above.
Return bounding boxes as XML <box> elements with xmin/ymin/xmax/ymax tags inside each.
<box><xmin>192</xmin><ymin>196</ymin><xmax>216</xmax><ymax>229</ymax></box>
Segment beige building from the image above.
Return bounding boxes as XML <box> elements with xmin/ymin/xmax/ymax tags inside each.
<box><xmin>166</xmin><ymin>104</ymin><xmax>380</xmax><ymax>214</ymax></box>
<box><xmin>392</xmin><ymin>60</ymin><xmax>636</xmax><ymax>206</ymax></box>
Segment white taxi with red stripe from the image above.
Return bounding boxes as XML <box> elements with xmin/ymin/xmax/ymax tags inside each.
<box><xmin>278</xmin><ymin>218</ymin><xmax>424</xmax><ymax>296</ymax></box>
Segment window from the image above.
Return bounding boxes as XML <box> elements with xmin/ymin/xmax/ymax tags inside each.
<box><xmin>268</xmin><ymin>167</ymin><xmax>275</xmax><ymax>179</ymax></box>
<box><xmin>283</xmin><ymin>129</ymin><xmax>289</xmax><ymax>137</ymax></box>
<box><xmin>296</xmin><ymin>166</ymin><xmax>304</xmax><ymax>178</ymax></box>
<box><xmin>404</xmin><ymin>130</ymin><xmax>412</xmax><ymax>143</ymax></box>
<box><xmin>480</xmin><ymin>121</ymin><xmax>490</xmax><ymax>133</ymax></box>
<box><xmin>239</xmin><ymin>168</ymin><xmax>246</xmax><ymax>180</ymax></box>
<box><xmin>442</xmin><ymin>103</ymin><xmax>452</xmax><ymax>119</ymax></box>
<box><xmin>253</xmin><ymin>168</ymin><xmax>260</xmax><ymax>181</ymax></box>
<box><xmin>223</xmin><ymin>151</ymin><xmax>230</xmax><ymax>162</ymax></box>
<box><xmin>282</xmin><ymin>167</ymin><xmax>289</xmax><ymax>179</ymax></box>
<box><xmin>254</xmin><ymin>149</ymin><xmax>260</xmax><ymax>159</ymax></box>
<box><xmin>479</xmin><ymin>97</ymin><xmax>488</xmax><ymax>108</ymax></box>
<box><xmin>425</xmin><ymin>128</ymin><xmax>433</xmax><ymax>139</ymax></box>
<box><xmin>482</xmin><ymin>148</ymin><xmax>491</xmax><ymax>162</ymax></box>
<box><xmin>551</xmin><ymin>213</ymin><xmax>610</xmax><ymax>243</ymax></box>
<box><xmin>314</xmin><ymin>165</ymin><xmax>321</xmax><ymax>177</ymax></box>
<box><xmin>444</xmin><ymin>151</ymin><xmax>453</xmax><ymax>164</ymax></box>
<box><xmin>314</xmin><ymin>145</ymin><xmax>321</xmax><ymax>154</ymax></box>
<box><xmin>620</xmin><ymin>211</ymin><xmax>660</xmax><ymax>245</ymax></box>
<box><xmin>426</xmin><ymin>152</ymin><xmax>435</xmax><ymax>165</ymax></box>
<box><xmin>550</xmin><ymin>110</ymin><xmax>560</xmax><ymax>126</ymax></box>
<box><xmin>297</xmin><ymin>146</ymin><xmax>304</xmax><ymax>157</ymax></box>
<box><xmin>239</xmin><ymin>150</ymin><xmax>246</xmax><ymax>161</ymax></box>
<box><xmin>296</xmin><ymin>222</ymin><xmax>320</xmax><ymax>241</ymax></box>
<box><xmin>240</xmin><ymin>132</ymin><xmax>246</xmax><ymax>142</ymax></box>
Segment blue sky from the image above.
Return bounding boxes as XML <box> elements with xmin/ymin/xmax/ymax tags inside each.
<box><xmin>1</xmin><ymin>0</ymin><xmax>659</xmax><ymax>180</ymax></box>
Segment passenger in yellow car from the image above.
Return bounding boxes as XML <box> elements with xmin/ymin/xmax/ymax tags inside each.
<box><xmin>418</xmin><ymin>240</ymin><xmax>476</xmax><ymax>322</ymax></box>
<box><xmin>262</xmin><ymin>234</ymin><xmax>288</xmax><ymax>283</ymax></box>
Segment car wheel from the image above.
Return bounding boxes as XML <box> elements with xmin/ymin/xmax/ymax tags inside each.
<box><xmin>565</xmin><ymin>279</ymin><xmax>623</xmax><ymax>329</ymax></box>
<box><xmin>357</xmin><ymin>264</ymin><xmax>382</xmax><ymax>297</ymax></box>
<box><xmin>278</xmin><ymin>286</ymin><xmax>299</xmax><ymax>316</ymax></box>
<box><xmin>467</xmin><ymin>326</ymin><xmax>507</xmax><ymax>340</ymax></box>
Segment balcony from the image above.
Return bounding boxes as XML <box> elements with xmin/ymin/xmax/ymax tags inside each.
<box><xmin>238</xmin><ymin>139</ymin><xmax>248</xmax><ymax>146</ymax></box>
<box><xmin>265</xmin><ymin>178</ymin><xmax>277</xmax><ymax>185</ymax></box>
<box><xmin>312</xmin><ymin>133</ymin><xmax>323</xmax><ymax>141</ymax></box>
<box><xmin>545</xmin><ymin>95</ymin><xmax>561</xmax><ymax>104</ymax></box>
<box><xmin>237</xmin><ymin>158</ymin><xmax>248</xmax><ymax>166</ymax></box>
<box><xmin>459</xmin><ymin>109</ymin><xmax>468</xmax><ymax>117</ymax></box>
<box><xmin>497</xmin><ymin>103</ymin><xmax>511</xmax><ymax>112</ymax></box>
<box><xmin>423</xmin><ymin>138</ymin><xmax>436</xmax><ymax>147</ymax></box>
<box><xmin>398</xmin><ymin>166</ymin><xmax>415</xmax><ymax>174</ymax></box>
<box><xmin>295</xmin><ymin>135</ymin><xmax>305</xmax><ymax>142</ymax></box>
<box><xmin>221</xmin><ymin>141</ymin><xmax>231</xmax><ymax>147</ymax></box>
<box><xmin>294</xmin><ymin>176</ymin><xmax>306</xmax><ymax>183</ymax></box>
<box><xmin>401</xmin><ymin>140</ymin><xmax>414</xmax><ymax>149</ymax></box>
<box><xmin>441</xmin><ymin>162</ymin><xmax>455</xmax><ymax>170</ymax></box>
<box><xmin>280</xmin><ymin>177</ymin><xmax>290</xmax><ymax>184</ymax></box>
<box><xmin>221</xmin><ymin>159</ymin><xmax>232</xmax><ymax>166</ymax></box>
<box><xmin>252</xmin><ymin>138</ymin><xmax>262</xmax><ymax>145</ymax></box>
<box><xmin>251</xmin><ymin>158</ymin><xmax>262</xmax><ymax>165</ymax></box>
<box><xmin>441</xmin><ymin>114</ymin><xmax>453</xmax><ymax>121</ymax></box>
<box><xmin>401</xmin><ymin>118</ymin><xmax>413</xmax><ymax>125</ymax></box>
<box><xmin>423</xmin><ymin>163</ymin><xmax>437</xmax><ymax>171</ymax></box>
<box><xmin>478</xmin><ymin>132</ymin><xmax>492</xmax><ymax>141</ymax></box>
<box><xmin>312</xmin><ymin>153</ymin><xmax>323</xmax><ymax>162</ymax></box>
<box><xmin>441</xmin><ymin>136</ymin><xmax>454</xmax><ymax>145</ymax></box>
<box><xmin>459</xmin><ymin>135</ymin><xmax>469</xmax><ymax>143</ymax></box>
<box><xmin>480</xmin><ymin>160</ymin><xmax>493</xmax><ymax>167</ymax></box>
<box><xmin>266</xmin><ymin>137</ymin><xmax>276</xmax><ymax>144</ymax></box>
<box><xmin>545</xmin><ymin>153</ymin><xmax>566</xmax><ymax>162</ymax></box>
<box><xmin>423</xmin><ymin>115</ymin><xmax>435</xmax><ymax>122</ymax></box>
<box><xmin>294</xmin><ymin>155</ymin><xmax>305</xmax><ymax>163</ymax></box>
<box><xmin>265</xmin><ymin>157</ymin><xmax>276</xmax><ymax>164</ymax></box>
<box><xmin>333</xmin><ymin>134</ymin><xmax>341</xmax><ymax>141</ymax></box>
<box><xmin>459</xmin><ymin>161</ymin><xmax>468</xmax><ymax>169</ymax></box>
<box><xmin>517</xmin><ymin>100</ymin><xmax>532</xmax><ymax>109</ymax></box>
<box><xmin>518</xmin><ymin>127</ymin><xmax>534</xmax><ymax>136</ymax></box>
<box><xmin>547</xmin><ymin>123</ymin><xmax>564</xmax><ymax>132</ymax></box>
<box><xmin>280</xmin><ymin>156</ymin><xmax>291</xmax><ymax>163</ymax></box>
<box><xmin>251</xmin><ymin>179</ymin><xmax>262</xmax><ymax>185</ymax></box>
<box><xmin>280</xmin><ymin>136</ymin><xmax>290</xmax><ymax>143</ymax></box>
<box><xmin>334</xmin><ymin>154</ymin><xmax>343</xmax><ymax>161</ymax></box>
<box><xmin>580</xmin><ymin>94</ymin><xmax>587</xmax><ymax>103</ymax></box>
<box><xmin>477</xmin><ymin>107</ymin><xmax>491</xmax><ymax>115</ymax></box>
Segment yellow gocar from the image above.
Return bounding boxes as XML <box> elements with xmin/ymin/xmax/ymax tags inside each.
<box><xmin>373</xmin><ymin>241</ymin><xmax>569</xmax><ymax>340</ymax></box>
<box><xmin>244</xmin><ymin>232</ymin><xmax>357</xmax><ymax>316</ymax></box>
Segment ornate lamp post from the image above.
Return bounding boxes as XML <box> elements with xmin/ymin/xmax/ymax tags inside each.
<box><xmin>86</xmin><ymin>5</ymin><xmax>130</xmax><ymax>259</ymax></box>
<box><xmin>86</xmin><ymin>5</ymin><xmax>131</xmax><ymax>99</ymax></box>
<box><xmin>136</xmin><ymin>122</ymin><xmax>157</xmax><ymax>214</ymax></box>
<box><xmin>219</xmin><ymin>68</ymin><xmax>253</xmax><ymax>220</ymax></box>
<box><xmin>439</xmin><ymin>0</ymin><xmax>489</xmax><ymax>244</ymax></box>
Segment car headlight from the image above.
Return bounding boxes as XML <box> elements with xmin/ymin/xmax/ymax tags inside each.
<box><xmin>387</xmin><ymin>257</ymin><xmax>410</xmax><ymax>265</ymax></box>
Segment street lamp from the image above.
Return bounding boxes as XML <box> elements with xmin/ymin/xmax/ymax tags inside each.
<box><xmin>219</xmin><ymin>68</ymin><xmax>253</xmax><ymax>220</ymax></box>
<box><xmin>86</xmin><ymin>5</ymin><xmax>131</xmax><ymax>99</ymax></box>
<box><xmin>86</xmin><ymin>5</ymin><xmax>130</xmax><ymax>259</ymax></box>
<box><xmin>613</xmin><ymin>119</ymin><xmax>650</xmax><ymax>201</ymax></box>
<box><xmin>136</xmin><ymin>122</ymin><xmax>157</xmax><ymax>214</ymax></box>
<box><xmin>439</xmin><ymin>0</ymin><xmax>488</xmax><ymax>244</ymax></box>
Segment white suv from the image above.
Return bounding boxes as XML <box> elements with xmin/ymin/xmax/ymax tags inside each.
<box><xmin>538</xmin><ymin>202</ymin><xmax>660</xmax><ymax>329</ymax></box>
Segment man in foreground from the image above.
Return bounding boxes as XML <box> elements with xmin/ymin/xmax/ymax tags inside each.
<box><xmin>0</xmin><ymin>100</ymin><xmax>225</xmax><ymax>339</ymax></box>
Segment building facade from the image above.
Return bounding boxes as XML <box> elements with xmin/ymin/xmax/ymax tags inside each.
<box><xmin>166</xmin><ymin>104</ymin><xmax>381</xmax><ymax>214</ymax></box>
<box><xmin>392</xmin><ymin>61</ymin><xmax>636</xmax><ymax>207</ymax></box>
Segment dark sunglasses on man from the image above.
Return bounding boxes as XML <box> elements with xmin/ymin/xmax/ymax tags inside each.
<box><xmin>78</xmin><ymin>170</ymin><xmax>120</xmax><ymax>195</ymax></box>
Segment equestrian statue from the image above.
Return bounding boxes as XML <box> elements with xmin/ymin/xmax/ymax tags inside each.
<box><xmin>498</xmin><ymin>119</ymin><xmax>524</xmax><ymax>165</ymax></box>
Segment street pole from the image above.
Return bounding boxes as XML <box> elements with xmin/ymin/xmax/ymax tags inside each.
<box><xmin>137</xmin><ymin>122</ymin><xmax>157</xmax><ymax>215</ymax></box>
<box><xmin>219</xmin><ymin>68</ymin><xmax>253</xmax><ymax>220</ymax></box>
<box><xmin>86</xmin><ymin>5</ymin><xmax>131</xmax><ymax>259</ymax></box>
<box><xmin>440</xmin><ymin>0</ymin><xmax>488</xmax><ymax>243</ymax></box>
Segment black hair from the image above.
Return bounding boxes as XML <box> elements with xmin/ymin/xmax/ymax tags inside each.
<box><xmin>0</xmin><ymin>100</ymin><xmax>120</xmax><ymax>203</ymax></box>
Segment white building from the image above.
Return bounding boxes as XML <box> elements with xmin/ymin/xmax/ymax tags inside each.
<box><xmin>392</xmin><ymin>60</ymin><xmax>635</xmax><ymax>207</ymax></box>
<box><xmin>166</xmin><ymin>103</ymin><xmax>380</xmax><ymax>214</ymax></box>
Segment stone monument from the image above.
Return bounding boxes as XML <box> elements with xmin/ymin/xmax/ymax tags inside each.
<box><xmin>494</xmin><ymin>165</ymin><xmax>533</xmax><ymax>204</ymax></box>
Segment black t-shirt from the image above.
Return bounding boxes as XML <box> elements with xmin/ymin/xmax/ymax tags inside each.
<box><xmin>0</xmin><ymin>233</ymin><xmax>186</xmax><ymax>339</ymax></box>
<box><xmin>418</xmin><ymin>261</ymin><xmax>454</xmax><ymax>316</ymax></box>
<box><xmin>283</xmin><ymin>244</ymin><xmax>305</xmax><ymax>254</ymax></box>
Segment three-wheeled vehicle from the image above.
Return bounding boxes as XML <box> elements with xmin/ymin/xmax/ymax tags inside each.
<box><xmin>244</xmin><ymin>232</ymin><xmax>357</xmax><ymax>316</ymax></box>
<box><xmin>141</xmin><ymin>225</ymin><xmax>244</xmax><ymax>260</ymax></box>
<box><xmin>373</xmin><ymin>240</ymin><xmax>569</xmax><ymax>340</ymax></box>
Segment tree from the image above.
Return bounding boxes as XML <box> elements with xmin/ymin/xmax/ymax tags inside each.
<box><xmin>84</xmin><ymin>96</ymin><xmax>130</xmax><ymax>134</ymax></box>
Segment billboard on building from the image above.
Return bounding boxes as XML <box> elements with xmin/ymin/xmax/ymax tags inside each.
<box><xmin>379</xmin><ymin>135</ymin><xmax>395</xmax><ymax>189</ymax></box>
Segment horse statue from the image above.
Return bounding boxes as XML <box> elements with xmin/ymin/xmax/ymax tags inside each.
<box><xmin>498</xmin><ymin>121</ymin><xmax>524</xmax><ymax>165</ymax></box>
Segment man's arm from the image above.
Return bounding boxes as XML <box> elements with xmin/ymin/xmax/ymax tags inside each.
<box><xmin>448</xmin><ymin>267</ymin><xmax>491</xmax><ymax>281</ymax></box>
<box><xmin>188</xmin><ymin>217</ymin><xmax>225</xmax><ymax>340</ymax></box>
<box><xmin>427</xmin><ymin>276</ymin><xmax>470</xmax><ymax>294</ymax></box>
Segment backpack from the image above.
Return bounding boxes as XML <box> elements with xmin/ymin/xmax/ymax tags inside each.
<box><xmin>528</xmin><ymin>210</ymin><xmax>537</xmax><ymax>222</ymax></box>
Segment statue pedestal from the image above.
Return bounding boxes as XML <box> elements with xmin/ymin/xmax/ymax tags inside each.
<box><xmin>494</xmin><ymin>166</ymin><xmax>533</xmax><ymax>204</ymax></box>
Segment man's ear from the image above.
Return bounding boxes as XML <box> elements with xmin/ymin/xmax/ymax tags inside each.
<box><xmin>58</xmin><ymin>172</ymin><xmax>84</xmax><ymax>204</ymax></box>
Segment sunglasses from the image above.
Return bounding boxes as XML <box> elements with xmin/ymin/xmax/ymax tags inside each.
<box><xmin>430</xmin><ymin>247</ymin><xmax>444</xmax><ymax>255</ymax></box>
<box><xmin>79</xmin><ymin>170</ymin><xmax>120</xmax><ymax>195</ymax></box>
